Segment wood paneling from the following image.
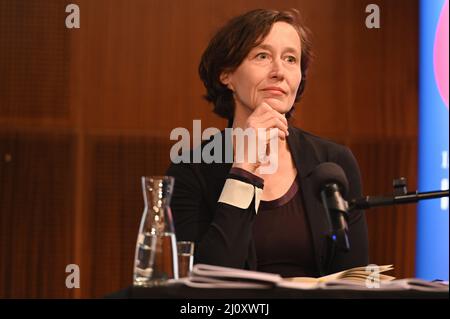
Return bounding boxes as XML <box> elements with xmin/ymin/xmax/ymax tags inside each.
<box><xmin>72</xmin><ymin>0</ymin><xmax>227</xmax><ymax>133</ymax></box>
<box><xmin>85</xmin><ymin>135</ymin><xmax>171</xmax><ymax>297</ymax></box>
<box><xmin>294</xmin><ymin>0</ymin><xmax>418</xmax><ymax>139</ymax></box>
<box><xmin>0</xmin><ymin>0</ymin><xmax>70</xmax><ymax>120</ymax></box>
<box><xmin>0</xmin><ymin>0</ymin><xmax>420</xmax><ymax>297</ymax></box>
<box><xmin>350</xmin><ymin>138</ymin><xmax>418</xmax><ymax>279</ymax></box>
<box><xmin>0</xmin><ymin>132</ymin><xmax>74</xmax><ymax>298</ymax></box>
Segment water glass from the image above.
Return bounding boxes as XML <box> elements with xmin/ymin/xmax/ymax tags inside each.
<box><xmin>177</xmin><ymin>241</ymin><xmax>195</xmax><ymax>278</ymax></box>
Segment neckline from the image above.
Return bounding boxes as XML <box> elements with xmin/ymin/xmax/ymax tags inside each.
<box><xmin>259</xmin><ymin>176</ymin><xmax>299</xmax><ymax>210</ymax></box>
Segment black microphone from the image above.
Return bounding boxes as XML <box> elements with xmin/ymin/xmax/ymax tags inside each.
<box><xmin>311</xmin><ymin>162</ymin><xmax>350</xmax><ymax>252</ymax></box>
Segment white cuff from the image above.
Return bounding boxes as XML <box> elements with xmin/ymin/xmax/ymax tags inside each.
<box><xmin>218</xmin><ymin>178</ymin><xmax>262</xmax><ymax>213</ymax></box>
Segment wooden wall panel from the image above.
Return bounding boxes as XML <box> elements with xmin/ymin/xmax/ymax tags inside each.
<box><xmin>0</xmin><ymin>132</ymin><xmax>74</xmax><ymax>298</ymax></box>
<box><xmin>0</xmin><ymin>0</ymin><xmax>70</xmax><ymax>121</ymax></box>
<box><xmin>84</xmin><ymin>135</ymin><xmax>171</xmax><ymax>297</ymax></box>
<box><xmin>345</xmin><ymin>0</ymin><xmax>418</xmax><ymax>139</ymax></box>
<box><xmin>350</xmin><ymin>139</ymin><xmax>418</xmax><ymax>279</ymax></box>
<box><xmin>294</xmin><ymin>0</ymin><xmax>418</xmax><ymax>139</ymax></box>
<box><xmin>72</xmin><ymin>0</ymin><xmax>228</xmax><ymax>133</ymax></box>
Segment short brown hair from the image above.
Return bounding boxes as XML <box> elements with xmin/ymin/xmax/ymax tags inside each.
<box><xmin>199</xmin><ymin>8</ymin><xmax>313</xmax><ymax>121</ymax></box>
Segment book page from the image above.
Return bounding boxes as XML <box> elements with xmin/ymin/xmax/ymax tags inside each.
<box><xmin>285</xmin><ymin>265</ymin><xmax>395</xmax><ymax>285</ymax></box>
<box><xmin>191</xmin><ymin>264</ymin><xmax>282</xmax><ymax>283</ymax></box>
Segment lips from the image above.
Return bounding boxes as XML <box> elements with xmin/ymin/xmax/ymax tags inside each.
<box><xmin>262</xmin><ymin>87</ymin><xmax>286</xmax><ymax>95</ymax></box>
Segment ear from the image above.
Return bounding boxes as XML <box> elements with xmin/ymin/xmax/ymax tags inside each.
<box><xmin>220</xmin><ymin>72</ymin><xmax>234</xmax><ymax>91</ymax></box>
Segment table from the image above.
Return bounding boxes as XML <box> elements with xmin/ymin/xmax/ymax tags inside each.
<box><xmin>108</xmin><ymin>283</ymin><xmax>449</xmax><ymax>299</ymax></box>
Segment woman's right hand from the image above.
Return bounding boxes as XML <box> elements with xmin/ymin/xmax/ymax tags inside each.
<box><xmin>232</xmin><ymin>102</ymin><xmax>289</xmax><ymax>174</ymax></box>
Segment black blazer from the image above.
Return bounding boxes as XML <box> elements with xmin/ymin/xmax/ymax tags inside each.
<box><xmin>166</xmin><ymin>126</ymin><xmax>369</xmax><ymax>276</ymax></box>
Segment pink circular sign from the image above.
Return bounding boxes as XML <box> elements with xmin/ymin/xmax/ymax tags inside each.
<box><xmin>434</xmin><ymin>0</ymin><xmax>449</xmax><ymax>108</ymax></box>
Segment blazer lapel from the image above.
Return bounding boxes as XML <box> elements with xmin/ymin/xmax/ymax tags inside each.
<box><xmin>287</xmin><ymin>126</ymin><xmax>331</xmax><ymax>276</ymax></box>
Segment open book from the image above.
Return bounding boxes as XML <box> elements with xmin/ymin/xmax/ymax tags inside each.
<box><xmin>280</xmin><ymin>264</ymin><xmax>395</xmax><ymax>290</ymax></box>
<box><xmin>181</xmin><ymin>264</ymin><xmax>449</xmax><ymax>292</ymax></box>
<box><xmin>182</xmin><ymin>263</ymin><xmax>396</xmax><ymax>290</ymax></box>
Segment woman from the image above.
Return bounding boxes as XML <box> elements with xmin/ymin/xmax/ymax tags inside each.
<box><xmin>167</xmin><ymin>9</ymin><xmax>368</xmax><ymax>277</ymax></box>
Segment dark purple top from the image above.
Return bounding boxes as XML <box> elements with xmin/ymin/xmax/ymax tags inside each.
<box><xmin>252</xmin><ymin>177</ymin><xmax>317</xmax><ymax>278</ymax></box>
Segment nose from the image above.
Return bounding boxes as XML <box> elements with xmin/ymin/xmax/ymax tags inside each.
<box><xmin>269</xmin><ymin>58</ymin><xmax>284</xmax><ymax>80</ymax></box>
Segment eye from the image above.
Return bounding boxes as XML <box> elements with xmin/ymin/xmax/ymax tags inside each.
<box><xmin>256</xmin><ymin>52</ymin><xmax>269</xmax><ymax>60</ymax></box>
<box><xmin>285</xmin><ymin>55</ymin><xmax>297</xmax><ymax>64</ymax></box>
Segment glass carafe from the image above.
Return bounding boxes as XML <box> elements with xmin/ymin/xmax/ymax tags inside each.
<box><xmin>133</xmin><ymin>176</ymin><xmax>178</xmax><ymax>286</ymax></box>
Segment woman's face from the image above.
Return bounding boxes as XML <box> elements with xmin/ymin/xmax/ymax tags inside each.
<box><xmin>221</xmin><ymin>22</ymin><xmax>302</xmax><ymax>116</ymax></box>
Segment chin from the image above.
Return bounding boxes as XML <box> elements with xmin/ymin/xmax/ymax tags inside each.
<box><xmin>270</xmin><ymin>104</ymin><xmax>291</xmax><ymax>114</ymax></box>
<box><xmin>276</xmin><ymin>105</ymin><xmax>294</xmax><ymax>116</ymax></box>
<box><xmin>262</xmin><ymin>98</ymin><xmax>289</xmax><ymax>111</ymax></box>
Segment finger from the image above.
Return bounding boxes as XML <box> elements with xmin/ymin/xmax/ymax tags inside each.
<box><xmin>257</xmin><ymin>128</ymin><xmax>278</xmax><ymax>160</ymax></box>
<box><xmin>260</xmin><ymin>101</ymin><xmax>288</xmax><ymax>126</ymax></box>
<box><xmin>265</xmin><ymin>127</ymin><xmax>283</xmax><ymax>141</ymax></box>
<box><xmin>260</xmin><ymin>117</ymin><xmax>289</xmax><ymax>135</ymax></box>
<box><xmin>266</xmin><ymin>110</ymin><xmax>288</xmax><ymax>130</ymax></box>
<box><xmin>253</xmin><ymin>103</ymin><xmax>287</xmax><ymax>127</ymax></box>
<box><xmin>247</xmin><ymin>111</ymin><xmax>285</xmax><ymax>132</ymax></box>
<box><xmin>250</xmin><ymin>110</ymin><xmax>277</xmax><ymax>125</ymax></box>
<box><xmin>257</xmin><ymin>128</ymin><xmax>281</xmax><ymax>165</ymax></box>
<box><xmin>251</xmin><ymin>109</ymin><xmax>288</xmax><ymax>131</ymax></box>
<box><xmin>252</xmin><ymin>102</ymin><xmax>272</xmax><ymax>116</ymax></box>
<box><xmin>258</xmin><ymin>126</ymin><xmax>286</xmax><ymax>142</ymax></box>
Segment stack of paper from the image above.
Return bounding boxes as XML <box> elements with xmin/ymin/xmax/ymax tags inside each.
<box><xmin>180</xmin><ymin>264</ymin><xmax>448</xmax><ymax>292</ymax></box>
<box><xmin>181</xmin><ymin>263</ymin><xmax>398</xmax><ymax>290</ymax></box>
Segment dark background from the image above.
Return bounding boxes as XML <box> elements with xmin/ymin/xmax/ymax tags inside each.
<box><xmin>0</xmin><ymin>0</ymin><xmax>419</xmax><ymax>298</ymax></box>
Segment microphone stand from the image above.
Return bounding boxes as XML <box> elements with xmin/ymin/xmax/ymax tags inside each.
<box><xmin>349</xmin><ymin>190</ymin><xmax>449</xmax><ymax>210</ymax></box>
<box><xmin>348</xmin><ymin>177</ymin><xmax>449</xmax><ymax>211</ymax></box>
<box><xmin>332</xmin><ymin>177</ymin><xmax>449</xmax><ymax>252</ymax></box>
<box><xmin>326</xmin><ymin>178</ymin><xmax>449</xmax><ymax>274</ymax></box>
